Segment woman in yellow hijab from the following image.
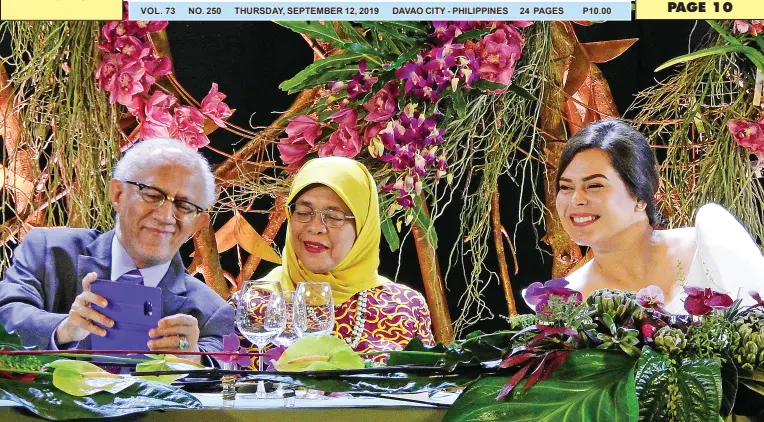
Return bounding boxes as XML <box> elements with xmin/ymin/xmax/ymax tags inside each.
<box><xmin>240</xmin><ymin>157</ymin><xmax>434</xmax><ymax>361</ymax></box>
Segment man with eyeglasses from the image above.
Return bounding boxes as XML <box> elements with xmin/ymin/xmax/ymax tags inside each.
<box><xmin>0</xmin><ymin>138</ymin><xmax>233</xmax><ymax>364</ymax></box>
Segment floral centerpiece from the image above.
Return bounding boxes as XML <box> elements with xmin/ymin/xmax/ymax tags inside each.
<box><xmin>233</xmin><ymin>281</ymin><xmax>764</xmax><ymax>421</ymax></box>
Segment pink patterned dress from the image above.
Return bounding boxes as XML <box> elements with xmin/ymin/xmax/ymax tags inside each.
<box><xmin>229</xmin><ymin>282</ymin><xmax>435</xmax><ymax>367</ymax></box>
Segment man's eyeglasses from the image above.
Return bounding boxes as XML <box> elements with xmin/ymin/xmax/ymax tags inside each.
<box><xmin>124</xmin><ymin>181</ymin><xmax>204</xmax><ymax>221</ymax></box>
<box><xmin>288</xmin><ymin>203</ymin><xmax>355</xmax><ymax>229</ymax></box>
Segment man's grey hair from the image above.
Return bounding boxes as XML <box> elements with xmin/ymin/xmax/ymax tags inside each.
<box><xmin>113</xmin><ymin>138</ymin><xmax>217</xmax><ymax>208</ymax></box>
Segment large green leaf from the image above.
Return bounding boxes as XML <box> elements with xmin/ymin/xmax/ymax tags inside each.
<box><xmin>337</xmin><ymin>22</ymin><xmax>371</xmax><ymax>48</ymax></box>
<box><xmin>443</xmin><ymin>350</ymin><xmax>639</xmax><ymax>422</ymax></box>
<box><xmin>720</xmin><ymin>354</ymin><xmax>738</xmax><ymax>418</ymax></box>
<box><xmin>635</xmin><ymin>347</ymin><xmax>723</xmax><ymax>422</ymax></box>
<box><xmin>387</xmin><ymin>331</ymin><xmax>514</xmax><ymax>370</ymax></box>
<box><xmin>280</xmin><ymin>53</ymin><xmax>376</xmax><ymax>94</ymax></box>
<box><xmin>48</xmin><ymin>360</ymin><xmax>135</xmax><ymax>396</ymax></box>
<box><xmin>240</xmin><ymin>366</ymin><xmax>483</xmax><ymax>394</ymax></box>
<box><xmin>274</xmin><ymin>335</ymin><xmax>364</xmax><ymax>371</ymax></box>
<box><xmin>136</xmin><ymin>355</ymin><xmax>204</xmax><ymax>384</ymax></box>
<box><xmin>0</xmin><ymin>376</ymin><xmax>200</xmax><ymax>420</ymax></box>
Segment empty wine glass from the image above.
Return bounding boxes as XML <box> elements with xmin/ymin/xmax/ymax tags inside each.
<box><xmin>273</xmin><ymin>290</ymin><xmax>299</xmax><ymax>398</ymax></box>
<box><xmin>293</xmin><ymin>282</ymin><xmax>335</xmax><ymax>337</ymax></box>
<box><xmin>236</xmin><ymin>280</ymin><xmax>286</xmax><ymax>399</ymax></box>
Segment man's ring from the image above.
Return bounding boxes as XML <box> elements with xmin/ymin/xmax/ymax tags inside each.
<box><xmin>178</xmin><ymin>336</ymin><xmax>189</xmax><ymax>350</ymax></box>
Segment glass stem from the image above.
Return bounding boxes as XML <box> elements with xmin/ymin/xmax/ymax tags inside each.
<box><xmin>256</xmin><ymin>343</ymin><xmax>266</xmax><ymax>399</ymax></box>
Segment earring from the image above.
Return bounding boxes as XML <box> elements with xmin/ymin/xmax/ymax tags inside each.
<box><xmin>637</xmin><ymin>203</ymin><xmax>645</xmax><ymax>210</ymax></box>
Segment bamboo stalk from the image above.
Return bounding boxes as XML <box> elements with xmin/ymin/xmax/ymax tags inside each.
<box><xmin>540</xmin><ymin>22</ymin><xmax>584</xmax><ymax>279</ymax></box>
<box><xmin>191</xmin><ymin>213</ymin><xmax>230</xmax><ymax>298</ymax></box>
<box><xmin>491</xmin><ymin>191</ymin><xmax>517</xmax><ymax>317</ymax></box>
<box><xmin>411</xmin><ymin>197</ymin><xmax>454</xmax><ymax>345</ymax></box>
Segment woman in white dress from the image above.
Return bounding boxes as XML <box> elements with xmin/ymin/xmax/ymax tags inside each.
<box><xmin>553</xmin><ymin>119</ymin><xmax>764</xmax><ymax>312</ymax></box>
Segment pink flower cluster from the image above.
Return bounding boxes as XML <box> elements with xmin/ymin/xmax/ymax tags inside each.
<box><xmin>277</xmin><ymin>22</ymin><xmax>530</xmax><ymax>210</ymax></box>
<box><xmin>95</xmin><ymin>15</ymin><xmax>232</xmax><ymax>149</ymax></box>
<box><xmin>727</xmin><ymin>117</ymin><xmax>764</xmax><ymax>159</ymax></box>
<box><xmin>734</xmin><ymin>20</ymin><xmax>764</xmax><ymax>36</ymax></box>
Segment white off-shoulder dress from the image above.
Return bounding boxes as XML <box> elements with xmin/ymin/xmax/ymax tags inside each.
<box><xmin>664</xmin><ymin>203</ymin><xmax>764</xmax><ymax>313</ymax></box>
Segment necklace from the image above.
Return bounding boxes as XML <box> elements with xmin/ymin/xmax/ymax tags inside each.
<box><xmin>345</xmin><ymin>290</ymin><xmax>368</xmax><ymax>349</ymax></box>
<box><xmin>305</xmin><ymin>290</ymin><xmax>368</xmax><ymax>348</ymax></box>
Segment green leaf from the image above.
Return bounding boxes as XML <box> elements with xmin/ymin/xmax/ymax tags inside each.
<box><xmin>635</xmin><ymin>347</ymin><xmax>723</xmax><ymax>422</ymax></box>
<box><xmin>275</xmin><ymin>335</ymin><xmax>364</xmax><ymax>371</ymax></box>
<box><xmin>473</xmin><ymin>79</ymin><xmax>509</xmax><ymax>92</ymax></box>
<box><xmin>0</xmin><ymin>375</ymin><xmax>200</xmax><ymax>420</ymax></box>
<box><xmin>506</xmin><ymin>84</ymin><xmax>538</xmax><ymax>102</ymax></box>
<box><xmin>454</xmin><ymin>28</ymin><xmax>492</xmax><ymax>43</ymax></box>
<box><xmin>655</xmin><ymin>44</ymin><xmax>764</xmax><ymax>73</ymax></box>
<box><xmin>378</xmin><ymin>21</ymin><xmax>429</xmax><ymax>34</ymax></box>
<box><xmin>380</xmin><ymin>215</ymin><xmax>401</xmax><ymax>252</ymax></box>
<box><xmin>0</xmin><ymin>324</ymin><xmax>24</xmax><ymax>350</ymax></box>
<box><xmin>135</xmin><ymin>356</ymin><xmax>204</xmax><ymax>384</ymax></box>
<box><xmin>387</xmin><ymin>331</ymin><xmax>514</xmax><ymax>370</ymax></box>
<box><xmin>451</xmin><ymin>88</ymin><xmax>467</xmax><ymax>119</ymax></box>
<box><xmin>241</xmin><ymin>366</ymin><xmax>480</xmax><ymax>394</ymax></box>
<box><xmin>280</xmin><ymin>53</ymin><xmax>374</xmax><ymax>94</ymax></box>
<box><xmin>443</xmin><ymin>350</ymin><xmax>639</xmax><ymax>422</ymax></box>
<box><xmin>720</xmin><ymin>354</ymin><xmax>738</xmax><ymax>418</ymax></box>
<box><xmin>48</xmin><ymin>360</ymin><xmax>135</xmax><ymax>396</ymax></box>
<box><xmin>338</xmin><ymin>22</ymin><xmax>371</xmax><ymax>48</ymax></box>
<box><xmin>274</xmin><ymin>21</ymin><xmax>347</xmax><ymax>49</ymax></box>
<box><xmin>412</xmin><ymin>195</ymin><xmax>438</xmax><ymax>249</ymax></box>
<box><xmin>388</xmin><ymin>47</ymin><xmax>425</xmax><ymax>72</ymax></box>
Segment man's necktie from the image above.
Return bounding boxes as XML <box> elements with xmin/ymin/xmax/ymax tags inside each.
<box><xmin>116</xmin><ymin>269</ymin><xmax>143</xmax><ymax>285</ymax></box>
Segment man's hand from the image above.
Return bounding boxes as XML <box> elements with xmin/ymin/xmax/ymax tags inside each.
<box><xmin>55</xmin><ymin>272</ymin><xmax>113</xmax><ymax>346</ymax></box>
<box><xmin>148</xmin><ymin>314</ymin><xmax>201</xmax><ymax>364</ymax></box>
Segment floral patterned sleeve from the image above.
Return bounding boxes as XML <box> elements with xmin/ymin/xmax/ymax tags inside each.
<box><xmin>413</xmin><ymin>291</ymin><xmax>436</xmax><ymax>346</ymax></box>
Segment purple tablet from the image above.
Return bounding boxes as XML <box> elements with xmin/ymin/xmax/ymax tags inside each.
<box><xmin>90</xmin><ymin>279</ymin><xmax>163</xmax><ymax>354</ymax></box>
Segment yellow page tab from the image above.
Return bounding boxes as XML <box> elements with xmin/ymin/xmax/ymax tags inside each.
<box><xmin>1</xmin><ymin>0</ymin><xmax>122</xmax><ymax>20</ymax></box>
<box><xmin>636</xmin><ymin>0</ymin><xmax>764</xmax><ymax>19</ymax></box>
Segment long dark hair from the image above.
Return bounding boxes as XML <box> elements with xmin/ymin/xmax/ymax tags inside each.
<box><xmin>556</xmin><ymin>119</ymin><xmax>662</xmax><ymax>227</ymax></box>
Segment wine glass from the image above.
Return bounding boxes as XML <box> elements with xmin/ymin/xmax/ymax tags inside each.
<box><xmin>293</xmin><ymin>282</ymin><xmax>335</xmax><ymax>337</ymax></box>
<box><xmin>236</xmin><ymin>280</ymin><xmax>286</xmax><ymax>399</ymax></box>
<box><xmin>273</xmin><ymin>290</ymin><xmax>299</xmax><ymax>398</ymax></box>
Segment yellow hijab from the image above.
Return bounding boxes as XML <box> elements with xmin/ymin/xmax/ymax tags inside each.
<box><xmin>263</xmin><ymin>157</ymin><xmax>389</xmax><ymax>303</ymax></box>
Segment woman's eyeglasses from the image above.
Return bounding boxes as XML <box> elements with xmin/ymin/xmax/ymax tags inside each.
<box><xmin>288</xmin><ymin>203</ymin><xmax>354</xmax><ymax>228</ymax></box>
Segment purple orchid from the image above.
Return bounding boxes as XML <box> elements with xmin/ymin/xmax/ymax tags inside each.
<box><xmin>524</xmin><ymin>278</ymin><xmax>583</xmax><ymax>313</ymax></box>
<box><xmin>363</xmin><ymin>82</ymin><xmax>398</xmax><ymax>123</ymax></box>
<box><xmin>636</xmin><ymin>285</ymin><xmax>671</xmax><ymax>315</ymax></box>
<box><xmin>683</xmin><ymin>286</ymin><xmax>734</xmax><ymax>316</ymax></box>
<box><xmin>215</xmin><ymin>333</ymin><xmax>253</xmax><ymax>368</ymax></box>
<box><xmin>263</xmin><ymin>345</ymin><xmax>286</xmax><ymax>372</ymax></box>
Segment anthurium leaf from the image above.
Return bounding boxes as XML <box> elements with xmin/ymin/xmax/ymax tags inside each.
<box><xmin>136</xmin><ymin>356</ymin><xmax>204</xmax><ymax>384</ymax></box>
<box><xmin>0</xmin><ymin>375</ymin><xmax>200</xmax><ymax>420</ymax></box>
<box><xmin>275</xmin><ymin>335</ymin><xmax>364</xmax><ymax>371</ymax></box>
<box><xmin>443</xmin><ymin>350</ymin><xmax>639</xmax><ymax>422</ymax></box>
<box><xmin>48</xmin><ymin>360</ymin><xmax>135</xmax><ymax>396</ymax></box>
<box><xmin>635</xmin><ymin>347</ymin><xmax>723</xmax><ymax>422</ymax></box>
